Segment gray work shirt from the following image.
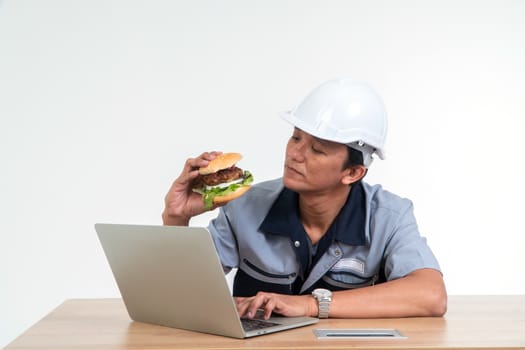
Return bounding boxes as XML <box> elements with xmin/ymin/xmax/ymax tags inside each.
<box><xmin>208</xmin><ymin>178</ymin><xmax>441</xmax><ymax>296</ymax></box>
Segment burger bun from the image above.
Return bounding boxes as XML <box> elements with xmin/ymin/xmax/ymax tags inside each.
<box><xmin>212</xmin><ymin>185</ymin><xmax>251</xmax><ymax>204</ymax></box>
<box><xmin>199</xmin><ymin>152</ymin><xmax>242</xmax><ymax>175</ymax></box>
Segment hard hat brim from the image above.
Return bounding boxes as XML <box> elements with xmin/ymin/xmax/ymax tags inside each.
<box><xmin>279</xmin><ymin>110</ymin><xmax>386</xmax><ymax>160</ymax></box>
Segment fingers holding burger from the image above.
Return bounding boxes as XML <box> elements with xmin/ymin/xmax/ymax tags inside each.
<box><xmin>192</xmin><ymin>152</ymin><xmax>253</xmax><ymax>209</ymax></box>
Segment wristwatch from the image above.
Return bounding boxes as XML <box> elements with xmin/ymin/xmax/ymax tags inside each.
<box><xmin>312</xmin><ymin>288</ymin><xmax>332</xmax><ymax>318</ymax></box>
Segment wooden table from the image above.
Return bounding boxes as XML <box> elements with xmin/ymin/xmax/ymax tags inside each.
<box><xmin>4</xmin><ymin>295</ymin><xmax>525</xmax><ymax>349</ymax></box>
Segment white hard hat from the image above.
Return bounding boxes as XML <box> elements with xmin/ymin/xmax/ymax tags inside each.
<box><xmin>280</xmin><ymin>77</ymin><xmax>388</xmax><ymax>167</ymax></box>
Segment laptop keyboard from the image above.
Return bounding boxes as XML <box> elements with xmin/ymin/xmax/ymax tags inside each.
<box><xmin>241</xmin><ymin>318</ymin><xmax>280</xmax><ymax>332</ymax></box>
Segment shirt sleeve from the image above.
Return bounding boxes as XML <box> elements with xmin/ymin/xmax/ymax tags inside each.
<box><xmin>207</xmin><ymin>206</ymin><xmax>240</xmax><ymax>274</ymax></box>
<box><xmin>382</xmin><ymin>200</ymin><xmax>441</xmax><ymax>280</ymax></box>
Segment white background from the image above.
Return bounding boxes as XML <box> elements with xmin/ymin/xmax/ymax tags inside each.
<box><xmin>1</xmin><ymin>0</ymin><xmax>524</xmax><ymax>347</ymax></box>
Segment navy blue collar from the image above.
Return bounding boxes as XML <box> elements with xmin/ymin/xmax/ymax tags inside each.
<box><xmin>259</xmin><ymin>182</ymin><xmax>367</xmax><ymax>247</ymax></box>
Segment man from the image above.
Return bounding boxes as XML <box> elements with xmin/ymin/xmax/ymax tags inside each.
<box><xmin>162</xmin><ymin>78</ymin><xmax>447</xmax><ymax>320</ymax></box>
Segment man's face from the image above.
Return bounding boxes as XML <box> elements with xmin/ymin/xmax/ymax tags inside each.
<box><xmin>283</xmin><ymin>128</ymin><xmax>350</xmax><ymax>193</ymax></box>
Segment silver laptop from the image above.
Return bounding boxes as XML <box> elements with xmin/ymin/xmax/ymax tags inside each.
<box><xmin>95</xmin><ymin>223</ymin><xmax>318</xmax><ymax>338</ymax></box>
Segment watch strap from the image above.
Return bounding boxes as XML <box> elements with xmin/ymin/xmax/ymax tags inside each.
<box><xmin>317</xmin><ymin>298</ymin><xmax>330</xmax><ymax>318</ymax></box>
<box><xmin>312</xmin><ymin>289</ymin><xmax>332</xmax><ymax>319</ymax></box>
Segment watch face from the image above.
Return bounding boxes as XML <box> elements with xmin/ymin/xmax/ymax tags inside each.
<box><xmin>313</xmin><ymin>288</ymin><xmax>332</xmax><ymax>298</ymax></box>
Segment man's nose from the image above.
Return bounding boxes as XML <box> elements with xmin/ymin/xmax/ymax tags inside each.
<box><xmin>289</xmin><ymin>141</ymin><xmax>306</xmax><ymax>162</ymax></box>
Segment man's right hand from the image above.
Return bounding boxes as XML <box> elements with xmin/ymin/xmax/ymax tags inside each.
<box><xmin>162</xmin><ymin>151</ymin><xmax>222</xmax><ymax>226</ymax></box>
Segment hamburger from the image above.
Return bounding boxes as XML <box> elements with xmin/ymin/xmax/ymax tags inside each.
<box><xmin>192</xmin><ymin>152</ymin><xmax>253</xmax><ymax>209</ymax></box>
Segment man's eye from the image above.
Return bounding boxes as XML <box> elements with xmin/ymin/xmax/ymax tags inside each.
<box><xmin>311</xmin><ymin>146</ymin><xmax>323</xmax><ymax>154</ymax></box>
<box><xmin>291</xmin><ymin>136</ymin><xmax>299</xmax><ymax>141</ymax></box>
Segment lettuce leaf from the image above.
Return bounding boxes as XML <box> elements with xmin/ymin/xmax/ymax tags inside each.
<box><xmin>195</xmin><ymin>171</ymin><xmax>254</xmax><ymax>209</ymax></box>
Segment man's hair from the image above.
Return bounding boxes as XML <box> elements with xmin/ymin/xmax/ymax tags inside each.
<box><xmin>343</xmin><ymin>147</ymin><xmax>367</xmax><ymax>184</ymax></box>
<box><xmin>344</xmin><ymin>146</ymin><xmax>364</xmax><ymax>168</ymax></box>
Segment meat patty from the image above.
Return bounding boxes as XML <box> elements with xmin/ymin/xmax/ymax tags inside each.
<box><xmin>196</xmin><ymin>166</ymin><xmax>244</xmax><ymax>187</ymax></box>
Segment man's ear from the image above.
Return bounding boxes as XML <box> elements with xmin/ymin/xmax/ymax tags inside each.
<box><xmin>341</xmin><ymin>166</ymin><xmax>367</xmax><ymax>185</ymax></box>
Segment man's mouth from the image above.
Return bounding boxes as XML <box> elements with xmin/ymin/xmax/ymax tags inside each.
<box><xmin>285</xmin><ymin>164</ymin><xmax>303</xmax><ymax>176</ymax></box>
